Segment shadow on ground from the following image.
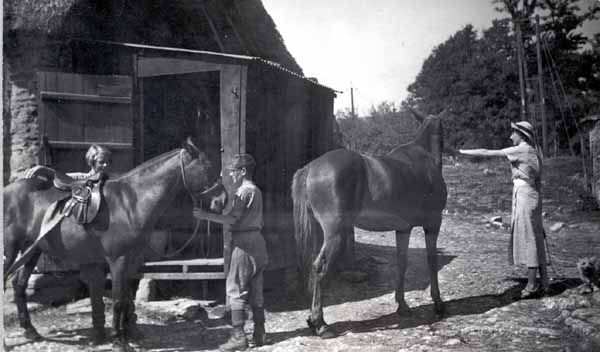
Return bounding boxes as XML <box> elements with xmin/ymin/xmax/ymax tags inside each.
<box><xmin>265</xmin><ymin>241</ymin><xmax>456</xmax><ymax>313</ymax></box>
<box><xmin>264</xmin><ymin>278</ymin><xmax>581</xmax><ymax>345</ymax></box>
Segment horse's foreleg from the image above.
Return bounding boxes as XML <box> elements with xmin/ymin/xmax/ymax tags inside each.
<box><xmin>108</xmin><ymin>256</ymin><xmax>129</xmax><ymax>350</ymax></box>
<box><xmin>80</xmin><ymin>263</ymin><xmax>106</xmax><ymax>344</ymax></box>
<box><xmin>424</xmin><ymin>223</ymin><xmax>444</xmax><ymax>315</ymax></box>
<box><xmin>395</xmin><ymin>228</ymin><xmax>412</xmax><ymax>315</ymax></box>
<box><xmin>124</xmin><ymin>254</ymin><xmax>144</xmax><ymax>341</ymax></box>
<box><xmin>11</xmin><ymin>248</ymin><xmax>43</xmax><ymax>341</ymax></box>
<box><xmin>308</xmin><ymin>225</ymin><xmax>343</xmax><ymax>339</ymax></box>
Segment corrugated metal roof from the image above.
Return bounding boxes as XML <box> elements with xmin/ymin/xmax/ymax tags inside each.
<box><xmin>91</xmin><ymin>40</ymin><xmax>339</xmax><ymax>93</ymax></box>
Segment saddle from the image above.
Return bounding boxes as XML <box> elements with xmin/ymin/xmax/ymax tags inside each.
<box><xmin>24</xmin><ymin>166</ymin><xmax>106</xmax><ymax>225</ymax></box>
<box><xmin>53</xmin><ymin>171</ymin><xmax>105</xmax><ymax>224</ymax></box>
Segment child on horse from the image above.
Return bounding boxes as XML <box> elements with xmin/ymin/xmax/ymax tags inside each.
<box><xmin>67</xmin><ymin>144</ymin><xmax>111</xmax><ymax>180</ymax></box>
<box><xmin>193</xmin><ymin>153</ymin><xmax>268</xmax><ymax>351</ymax></box>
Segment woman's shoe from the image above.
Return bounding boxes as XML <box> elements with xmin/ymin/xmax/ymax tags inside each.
<box><xmin>520</xmin><ymin>285</ymin><xmax>542</xmax><ymax>299</ymax></box>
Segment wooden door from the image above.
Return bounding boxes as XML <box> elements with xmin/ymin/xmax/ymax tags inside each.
<box><xmin>36</xmin><ymin>71</ymin><xmax>134</xmax><ymax>272</ymax></box>
<box><xmin>38</xmin><ymin>71</ymin><xmax>134</xmax><ymax>175</ymax></box>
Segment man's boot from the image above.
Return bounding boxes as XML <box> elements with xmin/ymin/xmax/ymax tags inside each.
<box><xmin>219</xmin><ymin>310</ymin><xmax>248</xmax><ymax>352</ymax></box>
<box><xmin>252</xmin><ymin>306</ymin><xmax>267</xmax><ymax>347</ymax></box>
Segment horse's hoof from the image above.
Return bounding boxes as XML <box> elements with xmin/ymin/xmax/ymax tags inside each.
<box><xmin>307</xmin><ymin>318</ymin><xmax>336</xmax><ymax>339</ymax></box>
<box><xmin>396</xmin><ymin>302</ymin><xmax>411</xmax><ymax>316</ymax></box>
<box><xmin>24</xmin><ymin>327</ymin><xmax>43</xmax><ymax>341</ymax></box>
<box><xmin>112</xmin><ymin>341</ymin><xmax>133</xmax><ymax>352</ymax></box>
<box><xmin>315</xmin><ymin>324</ymin><xmax>336</xmax><ymax>339</ymax></box>
<box><xmin>90</xmin><ymin>328</ymin><xmax>107</xmax><ymax>345</ymax></box>
<box><xmin>434</xmin><ymin>303</ymin><xmax>446</xmax><ymax>317</ymax></box>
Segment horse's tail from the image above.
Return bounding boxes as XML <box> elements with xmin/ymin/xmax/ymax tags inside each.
<box><xmin>292</xmin><ymin>165</ymin><xmax>322</xmax><ymax>293</ymax></box>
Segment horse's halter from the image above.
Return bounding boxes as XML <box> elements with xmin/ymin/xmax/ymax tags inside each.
<box><xmin>179</xmin><ymin>146</ymin><xmax>204</xmax><ymax>205</ymax></box>
<box><xmin>155</xmin><ymin>147</ymin><xmax>210</xmax><ymax>260</ymax></box>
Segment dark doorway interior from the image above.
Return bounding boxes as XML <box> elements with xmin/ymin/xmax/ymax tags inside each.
<box><xmin>143</xmin><ymin>71</ymin><xmax>223</xmax><ymax>259</ymax></box>
<box><xmin>143</xmin><ymin>71</ymin><xmax>221</xmax><ymax>170</ymax></box>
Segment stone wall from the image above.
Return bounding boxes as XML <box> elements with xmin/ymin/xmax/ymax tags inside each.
<box><xmin>3</xmin><ymin>34</ymin><xmax>44</xmax><ymax>182</ymax></box>
<box><xmin>6</xmin><ymin>73</ymin><xmax>40</xmax><ymax>182</ymax></box>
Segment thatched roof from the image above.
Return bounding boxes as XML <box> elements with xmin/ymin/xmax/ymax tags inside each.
<box><xmin>3</xmin><ymin>0</ymin><xmax>303</xmax><ymax>75</ymax></box>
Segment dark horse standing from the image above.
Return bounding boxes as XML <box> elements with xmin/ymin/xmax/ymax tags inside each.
<box><xmin>3</xmin><ymin>139</ymin><xmax>213</xmax><ymax>350</ymax></box>
<box><xmin>292</xmin><ymin>114</ymin><xmax>447</xmax><ymax>338</ymax></box>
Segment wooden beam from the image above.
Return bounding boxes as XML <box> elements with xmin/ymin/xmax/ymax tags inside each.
<box><xmin>135</xmin><ymin>272</ymin><xmax>226</xmax><ymax>280</ymax></box>
<box><xmin>143</xmin><ymin>258</ymin><xmax>224</xmax><ymax>266</ymax></box>
<box><xmin>132</xmin><ymin>53</ymin><xmax>143</xmax><ymax>165</ymax></box>
<box><xmin>40</xmin><ymin>91</ymin><xmax>131</xmax><ymax>104</ymax></box>
<box><xmin>137</xmin><ymin>57</ymin><xmax>223</xmax><ymax>77</ymax></box>
<box><xmin>48</xmin><ymin>141</ymin><xmax>133</xmax><ymax>150</ymax></box>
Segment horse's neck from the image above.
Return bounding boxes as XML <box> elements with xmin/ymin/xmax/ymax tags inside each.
<box><xmin>389</xmin><ymin>116</ymin><xmax>442</xmax><ymax>170</ymax></box>
<box><xmin>120</xmin><ymin>155</ymin><xmax>183</xmax><ymax>229</ymax></box>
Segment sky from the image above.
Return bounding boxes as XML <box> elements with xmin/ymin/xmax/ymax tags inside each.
<box><xmin>262</xmin><ymin>0</ymin><xmax>600</xmax><ymax>116</ymax></box>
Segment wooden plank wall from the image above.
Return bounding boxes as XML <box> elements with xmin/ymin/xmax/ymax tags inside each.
<box><xmin>38</xmin><ymin>72</ymin><xmax>134</xmax><ymax>174</ymax></box>
<box><xmin>246</xmin><ymin>66</ymin><xmax>334</xmax><ymax>270</ymax></box>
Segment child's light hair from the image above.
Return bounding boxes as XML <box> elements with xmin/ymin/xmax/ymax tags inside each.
<box><xmin>85</xmin><ymin>144</ymin><xmax>111</xmax><ymax>167</ymax></box>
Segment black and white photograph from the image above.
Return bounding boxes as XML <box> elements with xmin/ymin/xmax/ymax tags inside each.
<box><xmin>3</xmin><ymin>0</ymin><xmax>600</xmax><ymax>351</ymax></box>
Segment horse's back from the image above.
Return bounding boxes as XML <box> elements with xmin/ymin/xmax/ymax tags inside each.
<box><xmin>354</xmin><ymin>145</ymin><xmax>445</xmax><ymax>230</ymax></box>
<box><xmin>304</xmin><ymin>149</ymin><xmax>367</xmax><ymax>217</ymax></box>
<box><xmin>3</xmin><ymin>179</ymin><xmax>63</xmax><ymax>246</ymax></box>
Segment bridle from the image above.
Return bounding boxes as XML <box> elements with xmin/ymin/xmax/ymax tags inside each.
<box><xmin>180</xmin><ymin>147</ymin><xmax>201</xmax><ymax>204</ymax></box>
<box><xmin>149</xmin><ymin>147</ymin><xmax>210</xmax><ymax>259</ymax></box>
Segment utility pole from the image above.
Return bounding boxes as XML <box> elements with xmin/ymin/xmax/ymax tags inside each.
<box><xmin>535</xmin><ymin>15</ymin><xmax>547</xmax><ymax>156</ymax></box>
<box><xmin>350</xmin><ymin>86</ymin><xmax>356</xmax><ymax>118</ymax></box>
<box><xmin>515</xmin><ymin>21</ymin><xmax>528</xmax><ymax>120</ymax></box>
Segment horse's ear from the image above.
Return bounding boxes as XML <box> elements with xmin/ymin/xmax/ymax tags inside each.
<box><xmin>183</xmin><ymin>137</ymin><xmax>200</xmax><ymax>158</ymax></box>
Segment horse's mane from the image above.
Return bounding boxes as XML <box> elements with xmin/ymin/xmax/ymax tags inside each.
<box><xmin>112</xmin><ymin>148</ymin><xmax>181</xmax><ymax>181</ymax></box>
<box><xmin>387</xmin><ymin>115</ymin><xmax>443</xmax><ymax>169</ymax></box>
<box><xmin>387</xmin><ymin>116</ymin><xmax>440</xmax><ymax>152</ymax></box>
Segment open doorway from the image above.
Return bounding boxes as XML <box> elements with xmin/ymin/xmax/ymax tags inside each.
<box><xmin>142</xmin><ymin>71</ymin><xmax>223</xmax><ymax>259</ymax></box>
<box><xmin>143</xmin><ymin>71</ymin><xmax>221</xmax><ymax>168</ymax></box>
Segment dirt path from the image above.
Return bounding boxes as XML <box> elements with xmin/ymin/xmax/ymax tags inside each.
<box><xmin>4</xmin><ymin>157</ymin><xmax>600</xmax><ymax>351</ymax></box>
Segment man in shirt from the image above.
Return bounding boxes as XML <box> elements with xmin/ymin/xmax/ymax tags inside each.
<box><xmin>194</xmin><ymin>153</ymin><xmax>268</xmax><ymax>351</ymax></box>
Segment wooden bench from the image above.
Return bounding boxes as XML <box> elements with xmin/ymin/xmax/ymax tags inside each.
<box><xmin>135</xmin><ymin>258</ymin><xmax>225</xmax><ymax>301</ymax></box>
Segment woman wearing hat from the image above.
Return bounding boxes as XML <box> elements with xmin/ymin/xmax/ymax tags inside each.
<box><xmin>194</xmin><ymin>153</ymin><xmax>268</xmax><ymax>351</ymax></box>
<box><xmin>459</xmin><ymin>121</ymin><xmax>548</xmax><ymax>299</ymax></box>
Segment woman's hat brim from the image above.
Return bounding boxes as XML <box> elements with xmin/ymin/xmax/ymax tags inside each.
<box><xmin>511</xmin><ymin>122</ymin><xmax>534</xmax><ymax>141</ymax></box>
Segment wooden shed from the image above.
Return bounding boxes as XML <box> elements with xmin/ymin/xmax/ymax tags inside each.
<box><xmin>4</xmin><ymin>0</ymin><xmax>337</xmax><ymax>287</ymax></box>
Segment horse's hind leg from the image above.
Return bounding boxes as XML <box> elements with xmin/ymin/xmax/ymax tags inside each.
<box><xmin>3</xmin><ymin>232</ymin><xmax>19</xmax><ymax>286</ymax></box>
<box><xmin>80</xmin><ymin>263</ymin><xmax>107</xmax><ymax>344</ymax></box>
<box><xmin>11</xmin><ymin>248</ymin><xmax>43</xmax><ymax>341</ymax></box>
<box><xmin>424</xmin><ymin>221</ymin><xmax>444</xmax><ymax>315</ymax></box>
<box><xmin>308</xmin><ymin>222</ymin><xmax>344</xmax><ymax>339</ymax></box>
<box><xmin>395</xmin><ymin>228</ymin><xmax>412</xmax><ymax>315</ymax></box>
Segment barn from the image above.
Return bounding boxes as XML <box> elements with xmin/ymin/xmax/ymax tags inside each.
<box><xmin>3</xmin><ymin>0</ymin><xmax>337</xmax><ymax>290</ymax></box>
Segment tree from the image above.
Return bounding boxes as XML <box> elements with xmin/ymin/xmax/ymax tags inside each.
<box><xmin>494</xmin><ymin>0</ymin><xmax>600</xmax><ymax>151</ymax></box>
<box><xmin>335</xmin><ymin>101</ymin><xmax>419</xmax><ymax>155</ymax></box>
<box><xmin>406</xmin><ymin>0</ymin><xmax>599</xmax><ymax>151</ymax></box>
<box><xmin>406</xmin><ymin>22</ymin><xmax>520</xmax><ymax>148</ymax></box>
